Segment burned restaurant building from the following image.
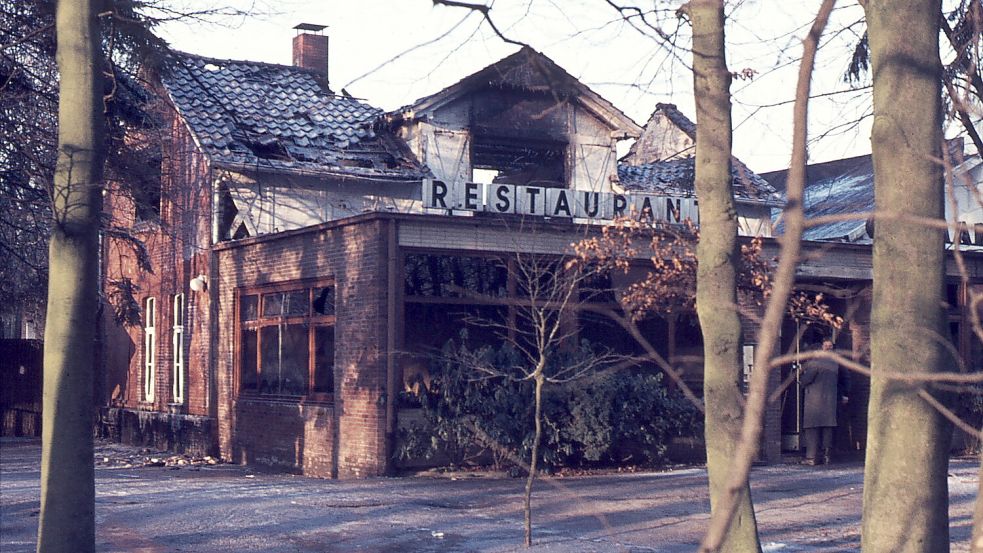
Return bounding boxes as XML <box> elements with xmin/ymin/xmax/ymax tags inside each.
<box><xmin>97</xmin><ymin>25</ymin><xmax>983</xmax><ymax>477</ymax></box>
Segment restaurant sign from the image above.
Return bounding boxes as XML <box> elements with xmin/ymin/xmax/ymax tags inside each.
<box><xmin>422</xmin><ymin>179</ymin><xmax>698</xmax><ymax>224</ymax></box>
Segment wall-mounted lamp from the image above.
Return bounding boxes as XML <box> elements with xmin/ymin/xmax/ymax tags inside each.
<box><xmin>190</xmin><ymin>274</ymin><xmax>208</xmax><ymax>292</ymax></box>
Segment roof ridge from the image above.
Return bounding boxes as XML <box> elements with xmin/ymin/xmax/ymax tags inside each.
<box><xmin>167</xmin><ymin>50</ymin><xmax>335</xmax><ymax>84</ymax></box>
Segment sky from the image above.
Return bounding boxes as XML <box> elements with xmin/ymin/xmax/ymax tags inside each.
<box><xmin>157</xmin><ymin>1</ymin><xmax>878</xmax><ymax>173</ymax></box>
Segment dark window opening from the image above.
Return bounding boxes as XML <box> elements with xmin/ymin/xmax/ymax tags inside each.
<box><xmin>126</xmin><ymin>139</ymin><xmax>162</xmax><ymax>222</ymax></box>
<box><xmin>946</xmin><ymin>283</ymin><xmax>963</xmax><ymax>311</ymax></box>
<box><xmin>133</xmin><ymin>174</ymin><xmax>162</xmax><ymax>222</ymax></box>
<box><xmin>220</xmin><ymin>189</ymin><xmax>242</xmax><ymax>239</ymax></box>
<box><xmin>579</xmin><ymin>270</ymin><xmax>617</xmax><ymax>303</ymax></box>
<box><xmin>404</xmin><ymin>303</ymin><xmax>508</xmax><ymax>353</ymax></box>
<box><xmin>472</xmin><ymin>135</ymin><xmax>566</xmax><ymax>188</ymax></box>
<box><xmin>313</xmin><ymin>325</ymin><xmax>335</xmax><ymax>394</ymax></box>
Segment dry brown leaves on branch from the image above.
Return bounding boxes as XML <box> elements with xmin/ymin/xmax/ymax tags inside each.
<box><xmin>571</xmin><ymin>217</ymin><xmax>842</xmax><ymax>330</ymax></box>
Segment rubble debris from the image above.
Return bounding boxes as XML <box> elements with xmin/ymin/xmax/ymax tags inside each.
<box><xmin>93</xmin><ymin>440</ymin><xmax>224</xmax><ymax>470</ymax></box>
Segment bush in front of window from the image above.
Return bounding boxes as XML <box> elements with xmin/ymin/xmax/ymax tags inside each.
<box><xmin>395</xmin><ymin>339</ymin><xmax>703</xmax><ymax>473</ymax></box>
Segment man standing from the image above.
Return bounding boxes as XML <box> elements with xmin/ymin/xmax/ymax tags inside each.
<box><xmin>800</xmin><ymin>340</ymin><xmax>847</xmax><ymax>465</ymax></box>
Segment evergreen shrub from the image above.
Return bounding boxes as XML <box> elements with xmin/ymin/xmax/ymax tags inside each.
<box><xmin>395</xmin><ymin>340</ymin><xmax>703</xmax><ymax>472</ymax></box>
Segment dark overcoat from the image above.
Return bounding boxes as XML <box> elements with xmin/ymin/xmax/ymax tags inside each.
<box><xmin>801</xmin><ymin>357</ymin><xmax>839</xmax><ymax>428</ymax></box>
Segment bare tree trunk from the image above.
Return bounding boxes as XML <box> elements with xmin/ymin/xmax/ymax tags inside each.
<box><xmin>524</xmin><ymin>371</ymin><xmax>544</xmax><ymax>547</ymax></box>
<box><xmin>685</xmin><ymin>1</ymin><xmax>760</xmax><ymax>551</ymax></box>
<box><xmin>37</xmin><ymin>1</ymin><xmax>104</xmax><ymax>552</ymax></box>
<box><xmin>861</xmin><ymin>1</ymin><xmax>951</xmax><ymax>551</ymax></box>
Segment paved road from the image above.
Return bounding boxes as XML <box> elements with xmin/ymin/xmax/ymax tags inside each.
<box><xmin>1</xmin><ymin>438</ymin><xmax>977</xmax><ymax>552</ymax></box>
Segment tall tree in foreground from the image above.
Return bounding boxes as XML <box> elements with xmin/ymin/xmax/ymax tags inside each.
<box><xmin>682</xmin><ymin>1</ymin><xmax>760</xmax><ymax>551</ymax></box>
<box><xmin>861</xmin><ymin>0</ymin><xmax>951</xmax><ymax>551</ymax></box>
<box><xmin>37</xmin><ymin>0</ymin><xmax>105</xmax><ymax>551</ymax></box>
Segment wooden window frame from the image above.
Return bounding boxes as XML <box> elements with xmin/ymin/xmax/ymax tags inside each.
<box><xmin>235</xmin><ymin>279</ymin><xmax>335</xmax><ymax>403</ymax></box>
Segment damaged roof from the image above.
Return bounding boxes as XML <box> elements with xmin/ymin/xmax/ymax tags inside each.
<box><xmin>762</xmin><ymin>154</ymin><xmax>874</xmax><ymax>242</ymax></box>
<box><xmin>653</xmin><ymin>102</ymin><xmax>697</xmax><ymax>138</ymax></box>
<box><xmin>618</xmin><ymin>104</ymin><xmax>782</xmax><ymax>207</ymax></box>
<box><xmin>394</xmin><ymin>47</ymin><xmax>641</xmax><ymax>136</ymax></box>
<box><xmin>162</xmin><ymin>52</ymin><xmax>424</xmax><ymax>180</ymax></box>
<box><xmin>618</xmin><ymin>158</ymin><xmax>784</xmax><ymax>207</ymax></box>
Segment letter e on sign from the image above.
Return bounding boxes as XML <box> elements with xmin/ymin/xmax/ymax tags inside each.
<box><xmin>463</xmin><ymin>182</ymin><xmax>481</xmax><ymax>211</ymax></box>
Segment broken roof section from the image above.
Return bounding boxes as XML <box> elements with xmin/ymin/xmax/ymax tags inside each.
<box><xmin>619</xmin><ymin>158</ymin><xmax>783</xmax><ymax>206</ymax></box>
<box><xmin>390</xmin><ymin>46</ymin><xmax>642</xmax><ymax>137</ymax></box>
<box><xmin>621</xmin><ymin>103</ymin><xmax>783</xmax><ymax>207</ymax></box>
<box><xmin>765</xmin><ymin>148</ymin><xmax>983</xmax><ymax>244</ymax></box>
<box><xmin>762</xmin><ymin>154</ymin><xmax>874</xmax><ymax>242</ymax></box>
<box><xmin>163</xmin><ymin>52</ymin><xmax>425</xmax><ymax>181</ymax></box>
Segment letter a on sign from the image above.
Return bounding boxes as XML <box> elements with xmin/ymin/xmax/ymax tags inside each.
<box><xmin>548</xmin><ymin>189</ymin><xmax>573</xmax><ymax>218</ymax></box>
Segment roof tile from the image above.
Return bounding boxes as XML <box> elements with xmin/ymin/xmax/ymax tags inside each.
<box><xmin>163</xmin><ymin>52</ymin><xmax>424</xmax><ymax>179</ymax></box>
<box><xmin>618</xmin><ymin>158</ymin><xmax>783</xmax><ymax>206</ymax></box>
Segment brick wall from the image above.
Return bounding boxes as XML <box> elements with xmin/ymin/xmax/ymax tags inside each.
<box><xmin>101</xmin><ymin>114</ymin><xmax>217</xmax><ymax>449</ymax></box>
<box><xmin>234</xmin><ymin>399</ymin><xmax>335</xmax><ymax>476</ymax></box>
<box><xmin>741</xmin><ymin>305</ymin><xmax>782</xmax><ymax>463</ymax></box>
<box><xmin>215</xmin><ymin>216</ymin><xmax>391</xmax><ymax>478</ymax></box>
<box><xmin>99</xmin><ymin>407</ymin><xmax>216</xmax><ymax>457</ymax></box>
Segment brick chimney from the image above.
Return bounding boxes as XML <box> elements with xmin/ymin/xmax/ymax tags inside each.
<box><xmin>293</xmin><ymin>23</ymin><xmax>329</xmax><ymax>89</ymax></box>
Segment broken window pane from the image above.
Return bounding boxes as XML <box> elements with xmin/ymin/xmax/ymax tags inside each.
<box><xmin>241</xmin><ymin>328</ymin><xmax>258</xmax><ymax>391</ymax></box>
<box><xmin>257</xmin><ymin>324</ymin><xmax>309</xmax><ymax>395</ymax></box>
<box><xmin>241</xmin><ymin>295</ymin><xmax>259</xmax><ymax>321</ymax></box>
<box><xmin>313</xmin><ymin>325</ymin><xmax>334</xmax><ymax>394</ymax></box>
<box><xmin>262</xmin><ymin>293</ymin><xmax>284</xmax><ymax>317</ymax></box>
<box><xmin>283</xmin><ymin>289</ymin><xmax>309</xmax><ymax>317</ymax></box>
<box><xmin>313</xmin><ymin>286</ymin><xmax>334</xmax><ymax>316</ymax></box>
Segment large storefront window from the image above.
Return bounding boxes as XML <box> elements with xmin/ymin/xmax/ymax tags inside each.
<box><xmin>404</xmin><ymin>253</ymin><xmax>508</xmax><ymax>299</ymax></box>
<box><xmin>404</xmin><ymin>253</ymin><xmax>510</xmax><ymax>350</ymax></box>
<box><xmin>238</xmin><ymin>283</ymin><xmax>335</xmax><ymax>399</ymax></box>
<box><xmin>401</xmin><ymin>252</ymin><xmax>673</xmax><ymax>373</ymax></box>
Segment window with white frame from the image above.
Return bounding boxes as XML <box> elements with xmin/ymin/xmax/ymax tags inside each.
<box><xmin>143</xmin><ymin>297</ymin><xmax>156</xmax><ymax>402</ymax></box>
<box><xmin>172</xmin><ymin>293</ymin><xmax>185</xmax><ymax>404</ymax></box>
